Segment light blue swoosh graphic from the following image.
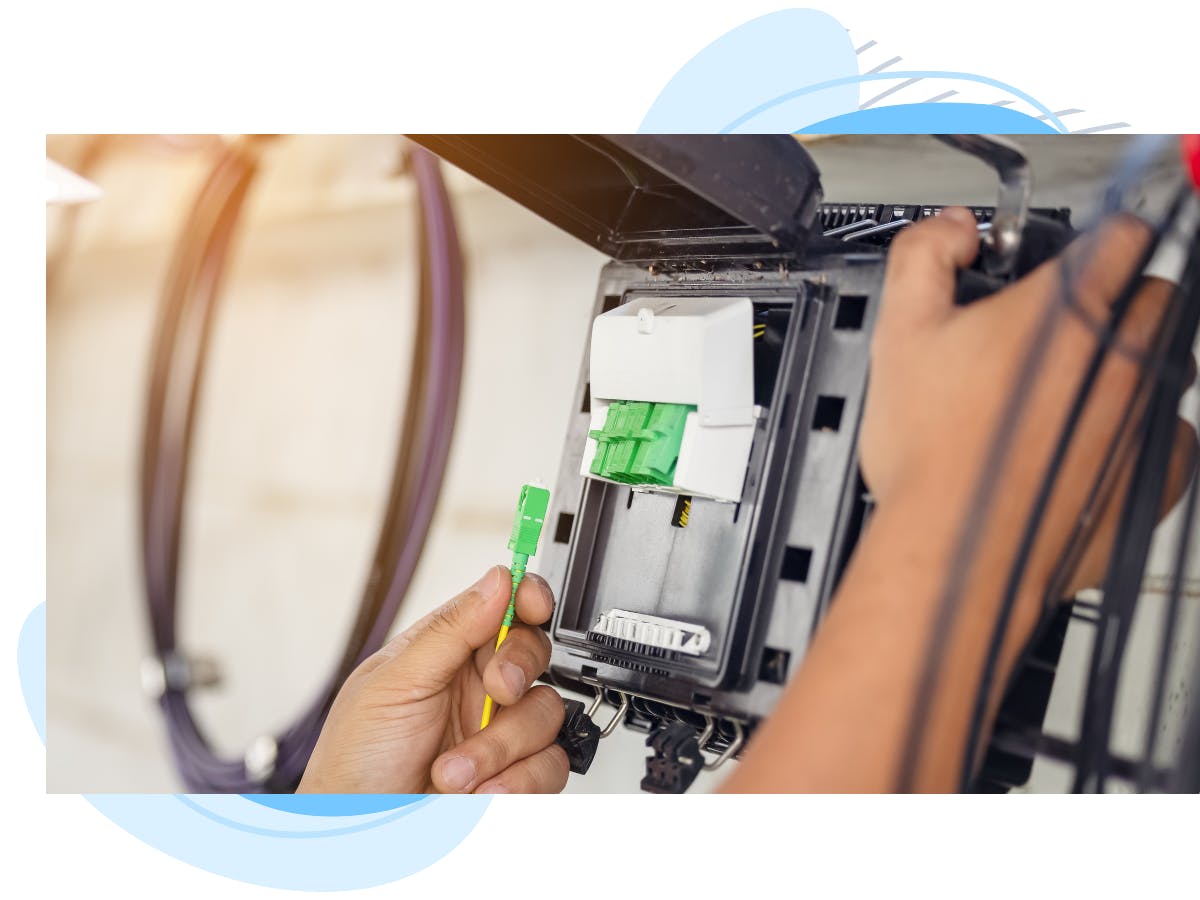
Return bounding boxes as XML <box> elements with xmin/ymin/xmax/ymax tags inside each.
<box><xmin>18</xmin><ymin>602</ymin><xmax>45</xmax><ymax>742</ymax></box>
<box><xmin>640</xmin><ymin>8</ymin><xmax>859</xmax><ymax>133</ymax></box>
<box><xmin>639</xmin><ymin>8</ymin><xmax>1071</xmax><ymax>135</ymax></box>
<box><xmin>245</xmin><ymin>792</ymin><xmax>424</xmax><ymax>817</ymax></box>
<box><xmin>19</xmin><ymin>602</ymin><xmax>488</xmax><ymax>891</ymax></box>
<box><xmin>83</xmin><ymin>793</ymin><xmax>487</xmax><ymax>891</ymax></box>
<box><xmin>721</xmin><ymin>70</ymin><xmax>1068</xmax><ymax>133</ymax></box>
<box><xmin>799</xmin><ymin>103</ymin><xmax>1058</xmax><ymax>135</ymax></box>
<box><xmin>177</xmin><ymin>793</ymin><xmax>433</xmax><ymax>837</ymax></box>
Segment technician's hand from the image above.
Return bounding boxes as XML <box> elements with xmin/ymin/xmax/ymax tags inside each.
<box><xmin>723</xmin><ymin>208</ymin><xmax>1199</xmax><ymax>793</ymax></box>
<box><xmin>860</xmin><ymin>207</ymin><xmax>1197</xmax><ymax>606</ymax></box>
<box><xmin>298</xmin><ymin>566</ymin><xmax>569</xmax><ymax>794</ymax></box>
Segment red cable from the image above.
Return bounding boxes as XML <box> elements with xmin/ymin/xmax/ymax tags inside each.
<box><xmin>1183</xmin><ymin>135</ymin><xmax>1200</xmax><ymax>191</ymax></box>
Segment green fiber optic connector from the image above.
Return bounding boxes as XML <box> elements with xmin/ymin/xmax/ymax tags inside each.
<box><xmin>503</xmin><ymin>483</ymin><xmax>551</xmax><ymax>628</ymax></box>
<box><xmin>588</xmin><ymin>399</ymin><xmax>694</xmax><ymax>487</ymax></box>
<box><xmin>482</xmin><ymin>482</ymin><xmax>551</xmax><ymax>728</ymax></box>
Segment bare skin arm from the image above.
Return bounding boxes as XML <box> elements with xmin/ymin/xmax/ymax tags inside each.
<box><xmin>722</xmin><ymin>208</ymin><xmax>1197</xmax><ymax>793</ymax></box>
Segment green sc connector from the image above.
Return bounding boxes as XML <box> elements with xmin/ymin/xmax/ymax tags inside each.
<box><xmin>588</xmin><ymin>399</ymin><xmax>694</xmax><ymax>487</ymax></box>
<box><xmin>504</xmin><ymin>483</ymin><xmax>550</xmax><ymax>627</ymax></box>
<box><xmin>482</xmin><ymin>482</ymin><xmax>551</xmax><ymax>729</ymax></box>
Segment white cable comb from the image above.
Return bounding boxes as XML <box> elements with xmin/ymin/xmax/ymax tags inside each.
<box><xmin>591</xmin><ymin>609</ymin><xmax>711</xmax><ymax>656</ymax></box>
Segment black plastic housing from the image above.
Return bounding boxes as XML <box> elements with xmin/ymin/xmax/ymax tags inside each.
<box><xmin>413</xmin><ymin>134</ymin><xmax>1074</xmax><ymax>792</ymax></box>
<box><xmin>409</xmin><ymin>135</ymin><xmax>823</xmax><ymax>263</ymax></box>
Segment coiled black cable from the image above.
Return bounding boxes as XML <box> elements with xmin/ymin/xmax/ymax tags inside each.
<box><xmin>140</xmin><ymin>137</ymin><xmax>465</xmax><ymax>791</ymax></box>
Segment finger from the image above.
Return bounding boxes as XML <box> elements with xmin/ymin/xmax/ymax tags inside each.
<box><xmin>470</xmin><ymin>571</ymin><xmax>555</xmax><ymax>677</ymax></box>
<box><xmin>1068</xmin><ymin>418</ymin><xmax>1199</xmax><ymax>593</ymax></box>
<box><xmin>1021</xmin><ymin>215</ymin><xmax>1152</xmax><ymax>329</ymax></box>
<box><xmin>476</xmin><ymin>743</ymin><xmax>571</xmax><ymax>794</ymax></box>
<box><xmin>431</xmin><ymin>685</ymin><xmax>565</xmax><ymax>793</ymax></box>
<box><xmin>370</xmin><ymin>566</ymin><xmax>509</xmax><ymax>694</ymax></box>
<box><xmin>1029</xmin><ymin>258</ymin><xmax>1172</xmax><ymax>451</ymax></box>
<box><xmin>1060</xmin><ymin>277</ymin><xmax>1175</xmax><ymax>416</ymax></box>
<box><xmin>514</xmin><ymin>572</ymin><xmax>555</xmax><ymax>626</ymax></box>
<box><xmin>1161</xmin><ymin>418</ymin><xmax>1200</xmax><ymax>517</ymax></box>
<box><xmin>876</xmin><ymin>206</ymin><xmax>980</xmax><ymax>336</ymax></box>
<box><xmin>478</xmin><ymin>623</ymin><xmax>553</xmax><ymax>706</ymax></box>
<box><xmin>1069</xmin><ymin>216</ymin><xmax>1153</xmax><ymax>325</ymax></box>
<box><xmin>1117</xmin><ymin>276</ymin><xmax>1176</xmax><ymax>358</ymax></box>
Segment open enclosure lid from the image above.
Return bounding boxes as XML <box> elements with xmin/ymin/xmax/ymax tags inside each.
<box><xmin>409</xmin><ymin>135</ymin><xmax>824</xmax><ymax>264</ymax></box>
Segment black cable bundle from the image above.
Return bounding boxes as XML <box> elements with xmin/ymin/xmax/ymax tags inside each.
<box><xmin>896</xmin><ymin>134</ymin><xmax>1200</xmax><ymax>792</ymax></box>
<box><xmin>139</xmin><ymin>138</ymin><xmax>465</xmax><ymax>792</ymax></box>
<box><xmin>1077</xmin><ymin>222</ymin><xmax>1200</xmax><ymax>792</ymax></box>
<box><xmin>957</xmin><ymin>187</ymin><xmax>1197</xmax><ymax>792</ymax></box>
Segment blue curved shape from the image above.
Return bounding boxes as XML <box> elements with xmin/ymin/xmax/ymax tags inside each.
<box><xmin>244</xmin><ymin>793</ymin><xmax>423</xmax><ymax>817</ymax></box>
<box><xmin>182</xmin><ymin>793</ymin><xmax>432</xmax><ymax>834</ymax></box>
<box><xmin>640</xmin><ymin>8</ymin><xmax>858</xmax><ymax>133</ymax></box>
<box><xmin>18</xmin><ymin>602</ymin><xmax>45</xmax><ymax>743</ymax></box>
<box><xmin>799</xmin><ymin>103</ymin><xmax>1058</xmax><ymax>135</ymax></box>
<box><xmin>87</xmin><ymin>794</ymin><xmax>489</xmax><ymax>891</ymax></box>
<box><xmin>18</xmin><ymin>600</ymin><xmax>489</xmax><ymax>890</ymax></box>
<box><xmin>720</xmin><ymin>69</ymin><xmax>1068</xmax><ymax>134</ymax></box>
<box><xmin>176</xmin><ymin>794</ymin><xmax>435</xmax><ymax>839</ymax></box>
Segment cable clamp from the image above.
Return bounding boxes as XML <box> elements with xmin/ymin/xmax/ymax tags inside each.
<box><xmin>700</xmin><ymin>719</ymin><xmax>745</xmax><ymax>771</ymax></box>
<box><xmin>587</xmin><ymin>690</ymin><xmax>629</xmax><ymax>739</ymax></box>
<box><xmin>140</xmin><ymin>651</ymin><xmax>221</xmax><ymax>699</ymax></box>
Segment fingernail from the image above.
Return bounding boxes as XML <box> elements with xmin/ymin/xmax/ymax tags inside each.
<box><xmin>942</xmin><ymin>207</ymin><xmax>976</xmax><ymax>226</ymax></box>
<box><xmin>500</xmin><ymin>662</ymin><xmax>527</xmax><ymax>699</ymax></box>
<box><xmin>526</xmin><ymin>573</ymin><xmax>554</xmax><ymax>608</ymax></box>
<box><xmin>480</xmin><ymin>783</ymin><xmax>510</xmax><ymax>794</ymax></box>
<box><xmin>440</xmin><ymin>756</ymin><xmax>476</xmax><ymax>792</ymax></box>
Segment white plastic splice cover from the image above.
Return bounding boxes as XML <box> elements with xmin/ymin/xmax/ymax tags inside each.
<box><xmin>583</xmin><ymin>296</ymin><xmax>757</xmax><ymax>502</ymax></box>
<box><xmin>589</xmin><ymin>296</ymin><xmax>755</xmax><ymax>427</ymax></box>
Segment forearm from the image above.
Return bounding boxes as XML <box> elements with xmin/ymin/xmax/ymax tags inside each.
<box><xmin>721</xmin><ymin>490</ymin><xmax>1044</xmax><ymax>793</ymax></box>
<box><xmin>718</xmin><ymin>212</ymin><xmax>1184</xmax><ymax>793</ymax></box>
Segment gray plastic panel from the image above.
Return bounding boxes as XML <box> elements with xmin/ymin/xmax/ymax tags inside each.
<box><xmin>541</xmin><ymin>256</ymin><xmax>886</xmax><ymax>734</ymax></box>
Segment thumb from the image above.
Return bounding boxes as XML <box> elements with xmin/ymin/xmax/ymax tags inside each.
<box><xmin>876</xmin><ymin>206</ymin><xmax>980</xmax><ymax>338</ymax></box>
<box><xmin>372</xmin><ymin>566</ymin><xmax>510</xmax><ymax>693</ymax></box>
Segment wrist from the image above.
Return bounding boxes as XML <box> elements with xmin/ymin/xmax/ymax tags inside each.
<box><xmin>862</xmin><ymin>484</ymin><xmax>1049</xmax><ymax>641</ymax></box>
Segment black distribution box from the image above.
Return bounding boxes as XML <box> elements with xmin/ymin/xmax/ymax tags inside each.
<box><xmin>410</xmin><ymin>135</ymin><xmax>1072</xmax><ymax>791</ymax></box>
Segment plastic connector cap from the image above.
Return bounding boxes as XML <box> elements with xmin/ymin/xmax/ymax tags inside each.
<box><xmin>508</xmin><ymin>483</ymin><xmax>551</xmax><ymax>557</ymax></box>
<box><xmin>588</xmin><ymin>400</ymin><xmax>694</xmax><ymax>487</ymax></box>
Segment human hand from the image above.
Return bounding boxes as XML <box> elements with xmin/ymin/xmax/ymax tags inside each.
<box><xmin>721</xmin><ymin>208</ymin><xmax>1197</xmax><ymax>793</ymax></box>
<box><xmin>298</xmin><ymin>565</ymin><xmax>569</xmax><ymax>794</ymax></box>
<box><xmin>860</xmin><ymin>207</ymin><xmax>1197</xmax><ymax>609</ymax></box>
